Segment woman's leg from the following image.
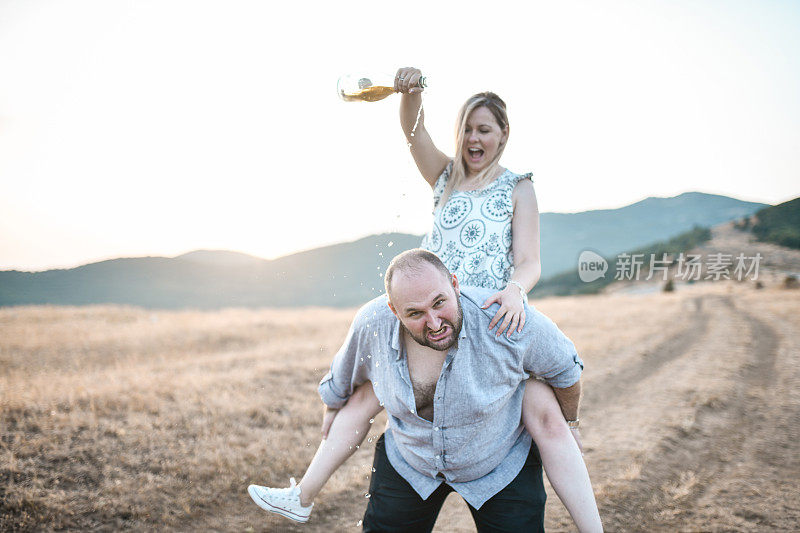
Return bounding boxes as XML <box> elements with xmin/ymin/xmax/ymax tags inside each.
<box><xmin>297</xmin><ymin>381</ymin><xmax>383</xmax><ymax>506</ymax></box>
<box><xmin>522</xmin><ymin>378</ymin><xmax>603</xmax><ymax>533</ymax></box>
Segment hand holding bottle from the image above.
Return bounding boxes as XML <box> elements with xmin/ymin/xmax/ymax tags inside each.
<box><xmin>394</xmin><ymin>67</ymin><xmax>425</xmax><ymax>95</ymax></box>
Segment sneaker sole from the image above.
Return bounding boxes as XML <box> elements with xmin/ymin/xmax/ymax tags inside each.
<box><xmin>247</xmin><ymin>485</ymin><xmax>311</xmax><ymax>524</ymax></box>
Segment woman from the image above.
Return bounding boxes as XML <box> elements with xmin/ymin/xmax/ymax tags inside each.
<box><xmin>248</xmin><ymin>67</ymin><xmax>602</xmax><ymax>532</ymax></box>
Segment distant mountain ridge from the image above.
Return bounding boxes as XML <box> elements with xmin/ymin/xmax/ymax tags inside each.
<box><xmin>0</xmin><ymin>192</ymin><xmax>767</xmax><ymax>308</ymax></box>
<box><xmin>539</xmin><ymin>191</ymin><xmax>765</xmax><ymax>278</ymax></box>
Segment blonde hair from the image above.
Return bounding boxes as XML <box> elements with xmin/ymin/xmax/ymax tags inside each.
<box><xmin>440</xmin><ymin>92</ymin><xmax>509</xmax><ymax>207</ymax></box>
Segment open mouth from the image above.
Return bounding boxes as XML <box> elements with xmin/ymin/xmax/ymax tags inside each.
<box><xmin>427</xmin><ymin>325</ymin><xmax>450</xmax><ymax>342</ymax></box>
<box><xmin>467</xmin><ymin>148</ymin><xmax>484</xmax><ymax>163</ymax></box>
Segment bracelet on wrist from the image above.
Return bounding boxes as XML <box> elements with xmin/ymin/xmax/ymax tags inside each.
<box><xmin>506</xmin><ymin>280</ymin><xmax>529</xmax><ymax>305</ymax></box>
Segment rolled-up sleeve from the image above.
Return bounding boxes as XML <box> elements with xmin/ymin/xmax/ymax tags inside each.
<box><xmin>522</xmin><ymin>308</ymin><xmax>584</xmax><ymax>388</ymax></box>
<box><xmin>318</xmin><ymin>306</ymin><xmax>373</xmax><ymax>409</ymax></box>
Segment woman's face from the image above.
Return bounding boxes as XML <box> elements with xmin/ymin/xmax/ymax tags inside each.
<box><xmin>462</xmin><ymin>106</ymin><xmax>508</xmax><ymax>176</ymax></box>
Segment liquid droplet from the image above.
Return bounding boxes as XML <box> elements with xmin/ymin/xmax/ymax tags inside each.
<box><xmin>388</xmin><ymin>241</ymin><xmax>394</xmax><ymax>247</ymax></box>
<box><xmin>357</xmin><ymin>520</ymin><xmax>363</xmax><ymax>527</ymax></box>
<box><xmin>410</xmin><ymin>97</ymin><xmax>423</xmax><ymax>138</ymax></box>
<box><xmin>379</xmin><ymin>401</ymin><xmax>384</xmax><ymax>407</ymax></box>
<box><xmin>369</xmin><ymin>418</ymin><xmax>375</xmax><ymax>424</ymax></box>
<box><xmin>365</xmin><ymin>493</ymin><xmax>371</xmax><ymax>499</ymax></box>
<box><xmin>372</xmin><ymin>467</ymin><xmax>376</xmax><ymax>472</ymax></box>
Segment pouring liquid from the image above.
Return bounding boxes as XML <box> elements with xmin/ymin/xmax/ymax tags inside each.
<box><xmin>340</xmin><ymin>85</ymin><xmax>396</xmax><ymax>102</ymax></box>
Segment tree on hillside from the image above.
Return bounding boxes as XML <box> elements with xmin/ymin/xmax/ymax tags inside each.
<box><xmin>751</xmin><ymin>197</ymin><xmax>800</xmax><ymax>250</ymax></box>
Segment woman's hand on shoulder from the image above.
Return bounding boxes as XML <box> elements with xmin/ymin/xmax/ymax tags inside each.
<box><xmin>482</xmin><ymin>285</ymin><xmax>527</xmax><ymax>338</ymax></box>
<box><xmin>394</xmin><ymin>67</ymin><xmax>424</xmax><ymax>94</ymax></box>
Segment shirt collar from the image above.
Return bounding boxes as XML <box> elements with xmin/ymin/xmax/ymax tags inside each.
<box><xmin>458</xmin><ymin>304</ymin><xmax>469</xmax><ymax>341</ymax></box>
<box><xmin>389</xmin><ymin>293</ymin><xmax>470</xmax><ymax>361</ymax></box>
<box><xmin>390</xmin><ymin>317</ymin><xmax>402</xmax><ymax>360</ymax></box>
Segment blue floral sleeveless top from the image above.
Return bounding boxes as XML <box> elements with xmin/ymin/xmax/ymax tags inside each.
<box><xmin>420</xmin><ymin>162</ymin><xmax>534</xmax><ymax>289</ymax></box>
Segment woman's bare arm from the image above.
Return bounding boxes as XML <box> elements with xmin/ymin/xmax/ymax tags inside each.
<box><xmin>396</xmin><ymin>68</ymin><xmax>450</xmax><ymax>188</ymax></box>
<box><xmin>485</xmin><ymin>178</ymin><xmax>542</xmax><ymax>335</ymax></box>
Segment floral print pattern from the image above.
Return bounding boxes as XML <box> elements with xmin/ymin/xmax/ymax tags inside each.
<box><xmin>421</xmin><ymin>162</ymin><xmax>533</xmax><ymax>289</ymax></box>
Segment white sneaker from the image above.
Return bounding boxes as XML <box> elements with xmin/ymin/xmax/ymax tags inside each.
<box><xmin>248</xmin><ymin>477</ymin><xmax>313</xmax><ymax>523</ymax></box>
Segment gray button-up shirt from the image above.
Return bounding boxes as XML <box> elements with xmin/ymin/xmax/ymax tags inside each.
<box><xmin>318</xmin><ymin>287</ymin><xmax>584</xmax><ymax>509</ymax></box>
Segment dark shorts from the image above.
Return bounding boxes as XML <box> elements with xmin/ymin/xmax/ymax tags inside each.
<box><xmin>362</xmin><ymin>434</ymin><xmax>546</xmax><ymax>533</ymax></box>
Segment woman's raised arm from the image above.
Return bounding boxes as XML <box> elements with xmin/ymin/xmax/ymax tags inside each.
<box><xmin>395</xmin><ymin>67</ymin><xmax>450</xmax><ymax>188</ymax></box>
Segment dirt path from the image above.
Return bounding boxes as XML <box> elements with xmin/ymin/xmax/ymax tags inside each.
<box><xmin>583</xmin><ymin>296</ymin><xmax>709</xmax><ymax>406</ymax></box>
<box><xmin>598</xmin><ymin>295</ymin><xmax>785</xmax><ymax>531</ymax></box>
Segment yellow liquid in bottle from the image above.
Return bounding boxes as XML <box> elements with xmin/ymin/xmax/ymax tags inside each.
<box><xmin>340</xmin><ymin>85</ymin><xmax>396</xmax><ymax>102</ymax></box>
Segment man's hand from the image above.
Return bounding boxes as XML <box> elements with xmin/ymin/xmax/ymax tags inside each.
<box><xmin>321</xmin><ymin>405</ymin><xmax>339</xmax><ymax>439</ymax></box>
<box><xmin>570</xmin><ymin>428</ymin><xmax>584</xmax><ymax>455</ymax></box>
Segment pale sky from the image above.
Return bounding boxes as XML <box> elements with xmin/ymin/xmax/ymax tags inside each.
<box><xmin>1</xmin><ymin>0</ymin><xmax>798</xmax><ymax>271</ymax></box>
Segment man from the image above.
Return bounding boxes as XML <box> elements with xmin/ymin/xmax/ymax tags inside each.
<box><xmin>316</xmin><ymin>249</ymin><xmax>585</xmax><ymax>532</ymax></box>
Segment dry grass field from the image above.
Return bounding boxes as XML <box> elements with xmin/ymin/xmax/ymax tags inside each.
<box><xmin>2</xmin><ymin>280</ymin><xmax>799</xmax><ymax>532</ymax></box>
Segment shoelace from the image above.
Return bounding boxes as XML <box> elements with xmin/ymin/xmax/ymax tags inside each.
<box><xmin>287</xmin><ymin>477</ymin><xmax>299</xmax><ymax>497</ymax></box>
<box><xmin>262</xmin><ymin>477</ymin><xmax>305</xmax><ymax>505</ymax></box>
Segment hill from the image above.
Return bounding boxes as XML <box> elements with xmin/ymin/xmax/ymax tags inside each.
<box><xmin>534</xmin><ymin>225</ymin><xmax>713</xmax><ymax>297</ymax></box>
<box><xmin>539</xmin><ymin>192</ymin><xmax>764</xmax><ymax>277</ymax></box>
<box><xmin>0</xmin><ymin>233</ymin><xmax>420</xmax><ymax>309</ymax></box>
<box><xmin>734</xmin><ymin>197</ymin><xmax>800</xmax><ymax>249</ymax></box>
<box><xmin>0</xmin><ymin>192</ymin><xmax>767</xmax><ymax>308</ymax></box>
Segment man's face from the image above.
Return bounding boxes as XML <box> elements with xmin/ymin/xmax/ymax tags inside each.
<box><xmin>388</xmin><ymin>263</ymin><xmax>463</xmax><ymax>351</ymax></box>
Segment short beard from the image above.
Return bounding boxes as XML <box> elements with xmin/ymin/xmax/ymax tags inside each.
<box><xmin>400</xmin><ymin>297</ymin><xmax>464</xmax><ymax>351</ymax></box>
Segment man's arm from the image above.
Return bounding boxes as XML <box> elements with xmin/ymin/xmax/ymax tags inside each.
<box><xmin>520</xmin><ymin>306</ymin><xmax>584</xmax><ymax>393</ymax></box>
<box><xmin>318</xmin><ymin>305</ymin><xmax>373</xmax><ymax>409</ymax></box>
<box><xmin>551</xmin><ymin>379</ymin><xmax>581</xmax><ymax>421</ymax></box>
<box><xmin>552</xmin><ymin>379</ymin><xmax>585</xmax><ymax>454</ymax></box>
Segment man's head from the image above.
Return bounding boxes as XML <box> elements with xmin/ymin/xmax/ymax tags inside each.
<box><xmin>384</xmin><ymin>249</ymin><xmax>463</xmax><ymax>351</ymax></box>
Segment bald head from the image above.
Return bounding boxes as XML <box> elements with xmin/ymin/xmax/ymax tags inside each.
<box><xmin>384</xmin><ymin>249</ymin><xmax>452</xmax><ymax>302</ymax></box>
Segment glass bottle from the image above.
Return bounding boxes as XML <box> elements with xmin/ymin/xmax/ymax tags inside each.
<box><xmin>337</xmin><ymin>73</ymin><xmax>427</xmax><ymax>102</ymax></box>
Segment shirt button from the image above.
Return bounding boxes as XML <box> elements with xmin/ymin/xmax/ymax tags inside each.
<box><xmin>433</xmin><ymin>426</ymin><xmax>440</xmax><ymax>431</ymax></box>
<box><xmin>435</xmin><ymin>455</ymin><xmax>440</xmax><ymax>460</ymax></box>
